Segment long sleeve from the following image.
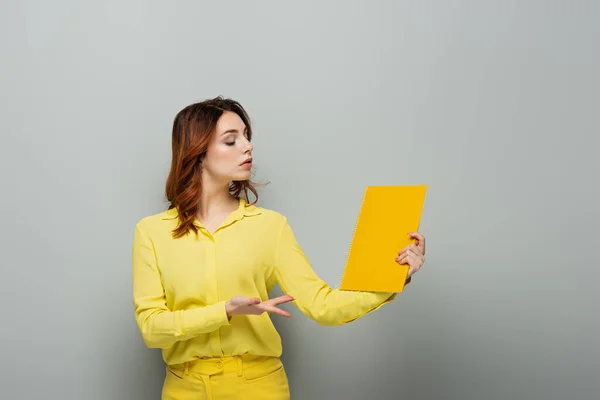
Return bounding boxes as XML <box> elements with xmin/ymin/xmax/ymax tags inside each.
<box><xmin>273</xmin><ymin>217</ymin><xmax>399</xmax><ymax>326</ymax></box>
<box><xmin>132</xmin><ymin>223</ymin><xmax>230</xmax><ymax>349</ymax></box>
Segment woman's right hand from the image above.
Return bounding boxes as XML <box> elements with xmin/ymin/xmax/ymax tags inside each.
<box><xmin>225</xmin><ymin>295</ymin><xmax>294</xmax><ymax>319</ymax></box>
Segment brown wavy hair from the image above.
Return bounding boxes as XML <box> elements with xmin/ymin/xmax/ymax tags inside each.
<box><xmin>165</xmin><ymin>96</ymin><xmax>259</xmax><ymax>238</ymax></box>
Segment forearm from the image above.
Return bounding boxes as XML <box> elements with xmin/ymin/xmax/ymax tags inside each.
<box><xmin>135</xmin><ymin>301</ymin><xmax>230</xmax><ymax>348</ymax></box>
<box><xmin>274</xmin><ymin>217</ymin><xmax>407</xmax><ymax>326</ymax></box>
<box><xmin>287</xmin><ymin>280</ymin><xmax>396</xmax><ymax>326</ymax></box>
<box><xmin>132</xmin><ymin>224</ymin><xmax>231</xmax><ymax>349</ymax></box>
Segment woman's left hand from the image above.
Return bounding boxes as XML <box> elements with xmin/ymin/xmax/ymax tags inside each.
<box><xmin>395</xmin><ymin>232</ymin><xmax>426</xmax><ymax>279</ymax></box>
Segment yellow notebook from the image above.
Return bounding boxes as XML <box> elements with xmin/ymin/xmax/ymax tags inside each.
<box><xmin>339</xmin><ymin>185</ymin><xmax>427</xmax><ymax>293</ymax></box>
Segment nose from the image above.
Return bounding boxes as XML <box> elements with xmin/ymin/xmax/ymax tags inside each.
<box><xmin>245</xmin><ymin>139</ymin><xmax>253</xmax><ymax>154</ymax></box>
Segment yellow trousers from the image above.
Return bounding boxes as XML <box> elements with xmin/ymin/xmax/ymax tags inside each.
<box><xmin>161</xmin><ymin>354</ymin><xmax>290</xmax><ymax>400</ymax></box>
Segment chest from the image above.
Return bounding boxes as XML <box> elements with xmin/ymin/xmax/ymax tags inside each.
<box><xmin>154</xmin><ymin>228</ymin><xmax>275</xmax><ymax>302</ymax></box>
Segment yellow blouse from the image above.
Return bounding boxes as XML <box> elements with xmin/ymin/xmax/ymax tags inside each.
<box><xmin>132</xmin><ymin>197</ymin><xmax>400</xmax><ymax>366</ymax></box>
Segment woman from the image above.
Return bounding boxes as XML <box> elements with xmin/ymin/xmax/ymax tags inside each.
<box><xmin>132</xmin><ymin>97</ymin><xmax>426</xmax><ymax>400</ymax></box>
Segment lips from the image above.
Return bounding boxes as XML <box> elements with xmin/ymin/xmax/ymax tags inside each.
<box><xmin>241</xmin><ymin>158</ymin><xmax>252</xmax><ymax>166</ymax></box>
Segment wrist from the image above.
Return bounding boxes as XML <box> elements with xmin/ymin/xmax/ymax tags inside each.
<box><xmin>225</xmin><ymin>301</ymin><xmax>234</xmax><ymax>319</ymax></box>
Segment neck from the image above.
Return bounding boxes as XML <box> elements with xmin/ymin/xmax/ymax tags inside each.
<box><xmin>197</xmin><ymin>173</ymin><xmax>238</xmax><ymax>220</ymax></box>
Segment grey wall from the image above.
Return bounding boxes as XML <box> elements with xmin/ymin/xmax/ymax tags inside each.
<box><xmin>2</xmin><ymin>1</ymin><xmax>599</xmax><ymax>399</ymax></box>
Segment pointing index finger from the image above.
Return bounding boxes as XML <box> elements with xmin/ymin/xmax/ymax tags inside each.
<box><xmin>264</xmin><ymin>295</ymin><xmax>294</xmax><ymax>306</ymax></box>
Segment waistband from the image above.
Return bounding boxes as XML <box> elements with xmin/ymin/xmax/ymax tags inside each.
<box><xmin>168</xmin><ymin>353</ymin><xmax>283</xmax><ymax>378</ymax></box>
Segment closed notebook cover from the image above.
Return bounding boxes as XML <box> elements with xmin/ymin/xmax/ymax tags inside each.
<box><xmin>339</xmin><ymin>185</ymin><xmax>427</xmax><ymax>293</ymax></box>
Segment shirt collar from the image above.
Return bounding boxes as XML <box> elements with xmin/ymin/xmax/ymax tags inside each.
<box><xmin>161</xmin><ymin>197</ymin><xmax>262</xmax><ymax>222</ymax></box>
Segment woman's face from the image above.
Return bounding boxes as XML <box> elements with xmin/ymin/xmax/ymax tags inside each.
<box><xmin>202</xmin><ymin>111</ymin><xmax>254</xmax><ymax>184</ymax></box>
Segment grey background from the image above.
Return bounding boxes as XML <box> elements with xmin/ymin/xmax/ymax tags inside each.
<box><xmin>1</xmin><ymin>0</ymin><xmax>599</xmax><ymax>399</ymax></box>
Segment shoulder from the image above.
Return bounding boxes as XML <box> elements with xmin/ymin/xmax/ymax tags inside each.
<box><xmin>134</xmin><ymin>208</ymin><xmax>177</xmax><ymax>235</ymax></box>
<box><xmin>251</xmin><ymin>204</ymin><xmax>288</xmax><ymax>224</ymax></box>
<box><xmin>250</xmin><ymin>204</ymin><xmax>299</xmax><ymax>241</ymax></box>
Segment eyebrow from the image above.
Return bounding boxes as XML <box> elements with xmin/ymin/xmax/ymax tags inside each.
<box><xmin>220</xmin><ymin>127</ymin><xmax>247</xmax><ymax>136</ymax></box>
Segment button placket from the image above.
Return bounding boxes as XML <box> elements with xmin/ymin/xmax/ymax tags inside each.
<box><xmin>203</xmin><ymin>231</ymin><xmax>221</xmax><ymax>355</ymax></box>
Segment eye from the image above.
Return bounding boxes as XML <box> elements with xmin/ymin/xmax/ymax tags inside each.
<box><xmin>225</xmin><ymin>141</ymin><xmax>235</xmax><ymax>146</ymax></box>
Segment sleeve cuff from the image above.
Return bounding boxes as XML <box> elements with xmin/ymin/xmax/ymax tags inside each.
<box><xmin>179</xmin><ymin>301</ymin><xmax>231</xmax><ymax>337</ymax></box>
<box><xmin>338</xmin><ymin>291</ymin><xmax>397</xmax><ymax>324</ymax></box>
